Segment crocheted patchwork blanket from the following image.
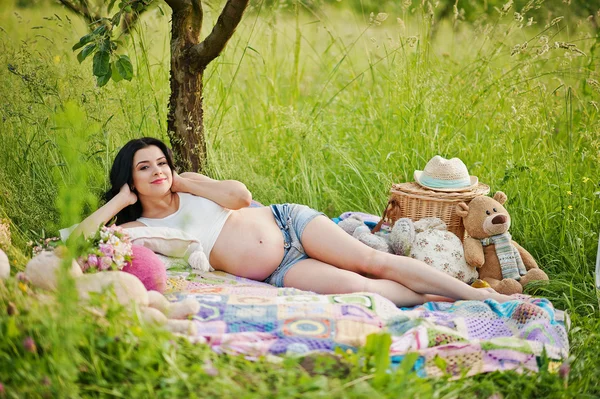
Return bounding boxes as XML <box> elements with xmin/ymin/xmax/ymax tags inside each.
<box><xmin>166</xmin><ymin>270</ymin><xmax>569</xmax><ymax>378</ymax></box>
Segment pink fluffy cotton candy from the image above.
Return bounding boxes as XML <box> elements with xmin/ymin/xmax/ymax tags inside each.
<box><xmin>121</xmin><ymin>245</ymin><xmax>167</xmax><ymax>293</ymax></box>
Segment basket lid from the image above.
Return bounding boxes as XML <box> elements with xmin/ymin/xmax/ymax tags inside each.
<box><xmin>390</xmin><ymin>182</ymin><xmax>490</xmax><ymax>201</ymax></box>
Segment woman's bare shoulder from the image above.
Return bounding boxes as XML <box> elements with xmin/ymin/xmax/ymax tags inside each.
<box><xmin>120</xmin><ymin>221</ymin><xmax>146</xmax><ymax>228</ymax></box>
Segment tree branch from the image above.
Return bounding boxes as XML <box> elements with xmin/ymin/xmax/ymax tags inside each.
<box><xmin>190</xmin><ymin>0</ymin><xmax>203</xmax><ymax>37</ymax></box>
<box><xmin>164</xmin><ymin>0</ymin><xmax>193</xmax><ymax>13</ymax></box>
<box><xmin>56</xmin><ymin>0</ymin><xmax>98</xmax><ymax>25</ymax></box>
<box><xmin>188</xmin><ymin>0</ymin><xmax>250</xmax><ymax>69</ymax></box>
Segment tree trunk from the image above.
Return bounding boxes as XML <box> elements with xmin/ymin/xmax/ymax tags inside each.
<box><xmin>165</xmin><ymin>0</ymin><xmax>249</xmax><ymax>172</ymax></box>
<box><xmin>167</xmin><ymin>5</ymin><xmax>206</xmax><ymax>173</ymax></box>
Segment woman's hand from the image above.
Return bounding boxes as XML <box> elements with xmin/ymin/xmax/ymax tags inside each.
<box><xmin>170</xmin><ymin>171</ymin><xmax>187</xmax><ymax>193</ymax></box>
<box><xmin>119</xmin><ymin>183</ymin><xmax>138</xmax><ymax>206</ymax></box>
<box><xmin>70</xmin><ymin>184</ymin><xmax>137</xmax><ymax>241</ymax></box>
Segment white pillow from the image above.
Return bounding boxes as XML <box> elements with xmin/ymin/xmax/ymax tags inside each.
<box><xmin>127</xmin><ymin>226</ymin><xmax>212</xmax><ymax>272</ymax></box>
<box><xmin>59</xmin><ymin>223</ymin><xmax>79</xmax><ymax>242</ymax></box>
<box><xmin>409</xmin><ymin>218</ymin><xmax>478</xmax><ymax>284</ymax></box>
<box><xmin>127</xmin><ymin>226</ymin><xmax>198</xmax><ymax>256</ymax></box>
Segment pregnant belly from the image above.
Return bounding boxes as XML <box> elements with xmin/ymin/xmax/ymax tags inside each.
<box><xmin>209</xmin><ymin>206</ymin><xmax>285</xmax><ymax>281</ymax></box>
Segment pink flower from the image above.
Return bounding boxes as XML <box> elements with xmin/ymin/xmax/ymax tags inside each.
<box><xmin>15</xmin><ymin>272</ymin><xmax>29</xmax><ymax>283</ymax></box>
<box><xmin>78</xmin><ymin>259</ymin><xmax>90</xmax><ymax>272</ymax></box>
<box><xmin>23</xmin><ymin>337</ymin><xmax>36</xmax><ymax>353</ymax></box>
<box><xmin>87</xmin><ymin>254</ymin><xmax>99</xmax><ymax>268</ymax></box>
<box><xmin>99</xmin><ymin>244</ymin><xmax>114</xmax><ymax>257</ymax></box>
<box><xmin>559</xmin><ymin>362</ymin><xmax>570</xmax><ymax>379</ymax></box>
<box><xmin>81</xmin><ymin>225</ymin><xmax>133</xmax><ymax>273</ymax></box>
<box><xmin>99</xmin><ymin>256</ymin><xmax>112</xmax><ymax>271</ymax></box>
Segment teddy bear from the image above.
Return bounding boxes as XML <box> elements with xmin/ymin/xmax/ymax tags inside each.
<box><xmin>0</xmin><ymin>248</ymin><xmax>8</xmax><ymax>280</ymax></box>
<box><xmin>338</xmin><ymin>215</ymin><xmax>478</xmax><ymax>283</ymax></box>
<box><xmin>23</xmin><ymin>249</ymin><xmax>201</xmax><ymax>336</ymax></box>
<box><xmin>456</xmin><ymin>191</ymin><xmax>549</xmax><ymax>295</ymax></box>
<box><xmin>338</xmin><ymin>215</ymin><xmax>392</xmax><ymax>253</ymax></box>
<box><xmin>1</xmin><ymin>219</ymin><xmax>12</xmax><ymax>279</ymax></box>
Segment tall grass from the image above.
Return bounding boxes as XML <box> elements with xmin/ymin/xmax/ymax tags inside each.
<box><xmin>1</xmin><ymin>0</ymin><xmax>599</xmax><ymax>396</ymax></box>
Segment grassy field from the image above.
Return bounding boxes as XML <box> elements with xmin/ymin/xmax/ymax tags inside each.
<box><xmin>1</xmin><ymin>0</ymin><xmax>599</xmax><ymax>397</ymax></box>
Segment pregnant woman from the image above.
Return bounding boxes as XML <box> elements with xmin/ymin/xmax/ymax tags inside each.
<box><xmin>72</xmin><ymin>137</ymin><xmax>511</xmax><ymax>306</ymax></box>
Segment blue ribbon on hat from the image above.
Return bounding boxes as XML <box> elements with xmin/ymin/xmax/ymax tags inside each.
<box><xmin>418</xmin><ymin>174</ymin><xmax>471</xmax><ymax>189</ymax></box>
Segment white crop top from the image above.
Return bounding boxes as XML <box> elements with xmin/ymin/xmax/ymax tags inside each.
<box><xmin>137</xmin><ymin>192</ymin><xmax>232</xmax><ymax>259</ymax></box>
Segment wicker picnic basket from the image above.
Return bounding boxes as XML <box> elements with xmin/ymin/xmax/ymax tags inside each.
<box><xmin>372</xmin><ymin>182</ymin><xmax>490</xmax><ymax>241</ymax></box>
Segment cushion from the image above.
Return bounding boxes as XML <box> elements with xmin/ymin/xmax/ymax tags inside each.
<box><xmin>409</xmin><ymin>218</ymin><xmax>478</xmax><ymax>284</ymax></box>
<box><xmin>127</xmin><ymin>226</ymin><xmax>199</xmax><ymax>256</ymax></box>
<box><xmin>59</xmin><ymin>223</ymin><xmax>78</xmax><ymax>242</ymax></box>
<box><xmin>127</xmin><ymin>226</ymin><xmax>211</xmax><ymax>272</ymax></box>
<box><xmin>121</xmin><ymin>245</ymin><xmax>167</xmax><ymax>293</ymax></box>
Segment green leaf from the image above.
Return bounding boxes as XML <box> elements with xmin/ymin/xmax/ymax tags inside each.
<box><xmin>6</xmin><ymin>317</ymin><xmax>19</xmax><ymax>338</ymax></box>
<box><xmin>72</xmin><ymin>33</ymin><xmax>94</xmax><ymax>51</ymax></box>
<box><xmin>77</xmin><ymin>43</ymin><xmax>96</xmax><ymax>63</ymax></box>
<box><xmin>99</xmin><ymin>39</ymin><xmax>111</xmax><ymax>53</ymax></box>
<box><xmin>399</xmin><ymin>352</ymin><xmax>419</xmax><ymax>374</ymax></box>
<box><xmin>92</xmin><ymin>25</ymin><xmax>107</xmax><ymax>36</ymax></box>
<box><xmin>433</xmin><ymin>355</ymin><xmax>448</xmax><ymax>374</ymax></box>
<box><xmin>372</xmin><ymin>333</ymin><xmax>391</xmax><ymax>385</ymax></box>
<box><xmin>115</xmin><ymin>55</ymin><xmax>133</xmax><ymax>81</ymax></box>
<box><xmin>111</xmin><ymin>61</ymin><xmax>123</xmax><ymax>82</ymax></box>
<box><xmin>111</xmin><ymin>11</ymin><xmax>122</xmax><ymax>27</ymax></box>
<box><xmin>96</xmin><ymin>65</ymin><xmax>112</xmax><ymax>87</ymax></box>
<box><xmin>364</xmin><ymin>332</ymin><xmax>392</xmax><ymax>386</ymax></box>
<box><xmin>92</xmin><ymin>51</ymin><xmax>110</xmax><ymax>77</ymax></box>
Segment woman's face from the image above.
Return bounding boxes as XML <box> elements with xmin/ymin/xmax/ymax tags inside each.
<box><xmin>131</xmin><ymin>145</ymin><xmax>173</xmax><ymax>197</ymax></box>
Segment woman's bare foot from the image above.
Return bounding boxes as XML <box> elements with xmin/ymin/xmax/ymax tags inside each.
<box><xmin>486</xmin><ymin>291</ymin><xmax>514</xmax><ymax>303</ymax></box>
<box><xmin>423</xmin><ymin>294</ymin><xmax>455</xmax><ymax>303</ymax></box>
<box><xmin>472</xmin><ymin>287</ymin><xmax>512</xmax><ymax>303</ymax></box>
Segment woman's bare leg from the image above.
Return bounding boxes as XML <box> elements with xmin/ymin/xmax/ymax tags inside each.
<box><xmin>300</xmin><ymin>216</ymin><xmax>512</xmax><ymax>303</ymax></box>
<box><xmin>283</xmin><ymin>258</ymin><xmax>454</xmax><ymax>307</ymax></box>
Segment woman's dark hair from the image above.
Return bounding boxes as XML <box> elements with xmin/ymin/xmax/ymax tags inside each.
<box><xmin>104</xmin><ymin>137</ymin><xmax>176</xmax><ymax>225</ymax></box>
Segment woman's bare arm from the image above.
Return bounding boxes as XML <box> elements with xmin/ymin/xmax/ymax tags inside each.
<box><xmin>173</xmin><ymin>172</ymin><xmax>252</xmax><ymax>210</ymax></box>
<box><xmin>69</xmin><ymin>184</ymin><xmax>137</xmax><ymax>241</ymax></box>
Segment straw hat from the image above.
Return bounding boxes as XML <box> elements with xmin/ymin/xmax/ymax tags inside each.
<box><xmin>414</xmin><ymin>156</ymin><xmax>478</xmax><ymax>192</ymax></box>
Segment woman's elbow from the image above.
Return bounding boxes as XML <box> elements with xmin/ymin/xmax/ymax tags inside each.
<box><xmin>228</xmin><ymin>182</ymin><xmax>252</xmax><ymax>209</ymax></box>
<box><xmin>239</xmin><ymin>186</ymin><xmax>252</xmax><ymax>208</ymax></box>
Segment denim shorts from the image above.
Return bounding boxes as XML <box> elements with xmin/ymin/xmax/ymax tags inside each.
<box><xmin>263</xmin><ymin>203</ymin><xmax>325</xmax><ymax>287</ymax></box>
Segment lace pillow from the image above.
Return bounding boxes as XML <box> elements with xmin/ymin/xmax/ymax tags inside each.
<box><xmin>409</xmin><ymin>218</ymin><xmax>478</xmax><ymax>284</ymax></box>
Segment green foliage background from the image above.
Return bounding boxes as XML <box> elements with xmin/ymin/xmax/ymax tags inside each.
<box><xmin>1</xmin><ymin>0</ymin><xmax>599</xmax><ymax>396</ymax></box>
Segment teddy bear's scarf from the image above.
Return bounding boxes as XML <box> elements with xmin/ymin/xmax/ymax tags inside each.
<box><xmin>481</xmin><ymin>233</ymin><xmax>527</xmax><ymax>280</ymax></box>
